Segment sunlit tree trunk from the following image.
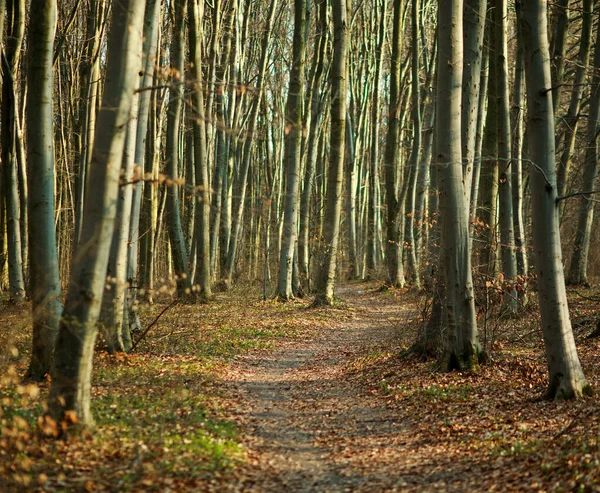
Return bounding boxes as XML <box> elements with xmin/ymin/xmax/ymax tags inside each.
<box><xmin>314</xmin><ymin>0</ymin><xmax>348</xmax><ymax>305</ymax></box>
<box><xmin>437</xmin><ymin>0</ymin><xmax>480</xmax><ymax>371</ymax></box>
<box><xmin>25</xmin><ymin>0</ymin><xmax>62</xmax><ymax>379</ymax></box>
<box><xmin>189</xmin><ymin>0</ymin><xmax>212</xmax><ymax>300</ymax></box>
<box><xmin>461</xmin><ymin>0</ymin><xmax>486</xmax><ymax>206</ymax></box>
<box><xmin>49</xmin><ymin>0</ymin><xmax>145</xmax><ymax>428</ymax></box>
<box><xmin>518</xmin><ymin>0</ymin><xmax>590</xmax><ymax>399</ymax></box>
<box><xmin>384</xmin><ymin>0</ymin><xmax>404</xmax><ymax>287</ymax></box>
<box><xmin>224</xmin><ymin>0</ymin><xmax>278</xmax><ymax>287</ymax></box>
<box><xmin>277</xmin><ymin>0</ymin><xmax>306</xmax><ymax>300</ymax></box>
<box><xmin>127</xmin><ymin>0</ymin><xmax>161</xmax><ymax>331</ymax></box>
<box><xmin>404</xmin><ymin>0</ymin><xmax>421</xmax><ymax>288</ymax></box>
<box><xmin>299</xmin><ymin>0</ymin><xmax>328</xmax><ymax>291</ymax></box>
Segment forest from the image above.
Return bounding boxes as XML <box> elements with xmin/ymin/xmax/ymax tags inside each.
<box><xmin>1</xmin><ymin>0</ymin><xmax>600</xmax><ymax>490</ymax></box>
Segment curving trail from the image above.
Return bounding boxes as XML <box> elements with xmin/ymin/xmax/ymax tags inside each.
<box><xmin>222</xmin><ymin>285</ymin><xmax>416</xmax><ymax>492</ymax></box>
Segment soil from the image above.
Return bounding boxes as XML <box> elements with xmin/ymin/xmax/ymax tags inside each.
<box><xmin>222</xmin><ymin>285</ymin><xmax>418</xmax><ymax>492</ymax></box>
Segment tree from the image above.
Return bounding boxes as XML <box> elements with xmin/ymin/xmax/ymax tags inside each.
<box><xmin>277</xmin><ymin>0</ymin><xmax>306</xmax><ymax>300</ymax></box>
<box><xmin>313</xmin><ymin>0</ymin><xmax>348</xmax><ymax>305</ymax></box>
<box><xmin>1</xmin><ymin>0</ymin><xmax>26</xmax><ymax>302</ymax></box>
<box><xmin>48</xmin><ymin>0</ymin><xmax>145</xmax><ymax>428</ymax></box>
<box><xmin>436</xmin><ymin>0</ymin><xmax>480</xmax><ymax>370</ymax></box>
<box><xmin>566</xmin><ymin>10</ymin><xmax>600</xmax><ymax>287</ymax></box>
<box><xmin>25</xmin><ymin>0</ymin><xmax>62</xmax><ymax>379</ymax></box>
<box><xmin>518</xmin><ymin>0</ymin><xmax>590</xmax><ymax>399</ymax></box>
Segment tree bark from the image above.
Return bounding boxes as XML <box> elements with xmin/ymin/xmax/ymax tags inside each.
<box><xmin>436</xmin><ymin>0</ymin><xmax>480</xmax><ymax>371</ymax></box>
<box><xmin>49</xmin><ymin>0</ymin><xmax>145</xmax><ymax>429</ymax></box>
<box><xmin>518</xmin><ymin>0</ymin><xmax>590</xmax><ymax>399</ymax></box>
<box><xmin>25</xmin><ymin>0</ymin><xmax>62</xmax><ymax>379</ymax></box>
<box><xmin>313</xmin><ymin>0</ymin><xmax>348</xmax><ymax>305</ymax></box>
<box><xmin>277</xmin><ymin>0</ymin><xmax>306</xmax><ymax>300</ymax></box>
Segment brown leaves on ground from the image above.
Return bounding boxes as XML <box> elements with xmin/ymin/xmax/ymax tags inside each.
<box><xmin>1</xmin><ymin>282</ymin><xmax>600</xmax><ymax>491</ymax></box>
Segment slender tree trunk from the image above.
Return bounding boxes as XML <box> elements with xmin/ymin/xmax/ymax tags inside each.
<box><xmin>365</xmin><ymin>0</ymin><xmax>387</xmax><ymax>279</ymax></box>
<box><xmin>384</xmin><ymin>0</ymin><xmax>404</xmax><ymax>287</ymax></box>
<box><xmin>566</xmin><ymin>13</ymin><xmax>600</xmax><ymax>286</ymax></box>
<box><xmin>550</xmin><ymin>0</ymin><xmax>569</xmax><ymax>116</ymax></box>
<box><xmin>313</xmin><ymin>0</ymin><xmax>348</xmax><ymax>305</ymax></box>
<box><xmin>404</xmin><ymin>0</ymin><xmax>421</xmax><ymax>288</ymax></box>
<box><xmin>511</xmin><ymin>25</ymin><xmax>528</xmax><ymax>278</ymax></box>
<box><xmin>165</xmin><ymin>0</ymin><xmax>192</xmax><ymax>298</ymax></box>
<box><xmin>189</xmin><ymin>0</ymin><xmax>212</xmax><ymax>300</ymax></box>
<box><xmin>25</xmin><ymin>0</ymin><xmax>62</xmax><ymax>379</ymax></box>
<box><xmin>479</xmin><ymin>13</ymin><xmax>499</xmax><ymax>276</ymax></box>
<box><xmin>1</xmin><ymin>0</ymin><xmax>26</xmax><ymax>302</ymax></box>
<box><xmin>299</xmin><ymin>0</ymin><xmax>327</xmax><ymax>291</ymax></box>
<box><xmin>277</xmin><ymin>0</ymin><xmax>306</xmax><ymax>300</ymax></box>
<box><xmin>224</xmin><ymin>0</ymin><xmax>278</xmax><ymax>287</ymax></box>
<box><xmin>461</xmin><ymin>0</ymin><xmax>487</xmax><ymax>205</ymax></box>
<box><xmin>518</xmin><ymin>0</ymin><xmax>590</xmax><ymax>399</ymax></box>
<box><xmin>556</xmin><ymin>0</ymin><xmax>592</xmax><ymax>201</ymax></box>
<box><xmin>49</xmin><ymin>0</ymin><xmax>145</xmax><ymax>428</ymax></box>
<box><xmin>495</xmin><ymin>0</ymin><xmax>518</xmax><ymax>311</ymax></box>
<box><xmin>127</xmin><ymin>0</ymin><xmax>161</xmax><ymax>331</ymax></box>
<box><xmin>437</xmin><ymin>0</ymin><xmax>480</xmax><ymax>371</ymax></box>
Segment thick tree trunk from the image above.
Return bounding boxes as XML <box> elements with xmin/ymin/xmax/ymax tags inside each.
<box><xmin>436</xmin><ymin>0</ymin><xmax>480</xmax><ymax>371</ymax></box>
<box><xmin>25</xmin><ymin>0</ymin><xmax>62</xmax><ymax>379</ymax></box>
<box><xmin>518</xmin><ymin>0</ymin><xmax>590</xmax><ymax>399</ymax></box>
<box><xmin>49</xmin><ymin>0</ymin><xmax>145</xmax><ymax>429</ymax></box>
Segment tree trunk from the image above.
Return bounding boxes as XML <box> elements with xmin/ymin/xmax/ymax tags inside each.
<box><xmin>511</xmin><ymin>25</ymin><xmax>528</xmax><ymax>278</ymax></box>
<box><xmin>128</xmin><ymin>0</ymin><xmax>162</xmax><ymax>331</ymax></box>
<box><xmin>188</xmin><ymin>0</ymin><xmax>212</xmax><ymax>300</ymax></box>
<box><xmin>25</xmin><ymin>0</ymin><xmax>62</xmax><ymax>379</ymax></box>
<box><xmin>165</xmin><ymin>0</ymin><xmax>192</xmax><ymax>298</ymax></box>
<box><xmin>518</xmin><ymin>0</ymin><xmax>590</xmax><ymax>399</ymax></box>
<box><xmin>495</xmin><ymin>0</ymin><xmax>518</xmax><ymax>311</ymax></box>
<box><xmin>313</xmin><ymin>0</ymin><xmax>348</xmax><ymax>305</ymax></box>
<box><xmin>277</xmin><ymin>0</ymin><xmax>306</xmax><ymax>300</ymax></box>
<box><xmin>461</xmin><ymin>0</ymin><xmax>487</xmax><ymax>205</ymax></box>
<box><xmin>556</xmin><ymin>0</ymin><xmax>592</xmax><ymax>201</ymax></box>
<box><xmin>383</xmin><ymin>0</ymin><xmax>404</xmax><ymax>287</ymax></box>
<box><xmin>49</xmin><ymin>0</ymin><xmax>145</xmax><ymax>429</ymax></box>
<box><xmin>1</xmin><ymin>0</ymin><xmax>26</xmax><ymax>302</ymax></box>
<box><xmin>566</xmin><ymin>12</ymin><xmax>600</xmax><ymax>287</ymax></box>
<box><xmin>436</xmin><ymin>0</ymin><xmax>480</xmax><ymax>371</ymax></box>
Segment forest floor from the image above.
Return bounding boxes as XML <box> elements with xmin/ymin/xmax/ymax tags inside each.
<box><xmin>1</xmin><ymin>281</ymin><xmax>600</xmax><ymax>492</ymax></box>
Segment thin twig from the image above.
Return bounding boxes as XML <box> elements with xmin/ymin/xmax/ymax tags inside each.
<box><xmin>556</xmin><ymin>190</ymin><xmax>600</xmax><ymax>202</ymax></box>
<box><xmin>130</xmin><ymin>300</ymin><xmax>178</xmax><ymax>352</ymax></box>
<box><xmin>529</xmin><ymin>161</ymin><xmax>553</xmax><ymax>190</ymax></box>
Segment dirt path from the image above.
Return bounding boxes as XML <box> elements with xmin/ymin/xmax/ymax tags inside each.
<box><xmin>223</xmin><ymin>285</ymin><xmax>416</xmax><ymax>492</ymax></box>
